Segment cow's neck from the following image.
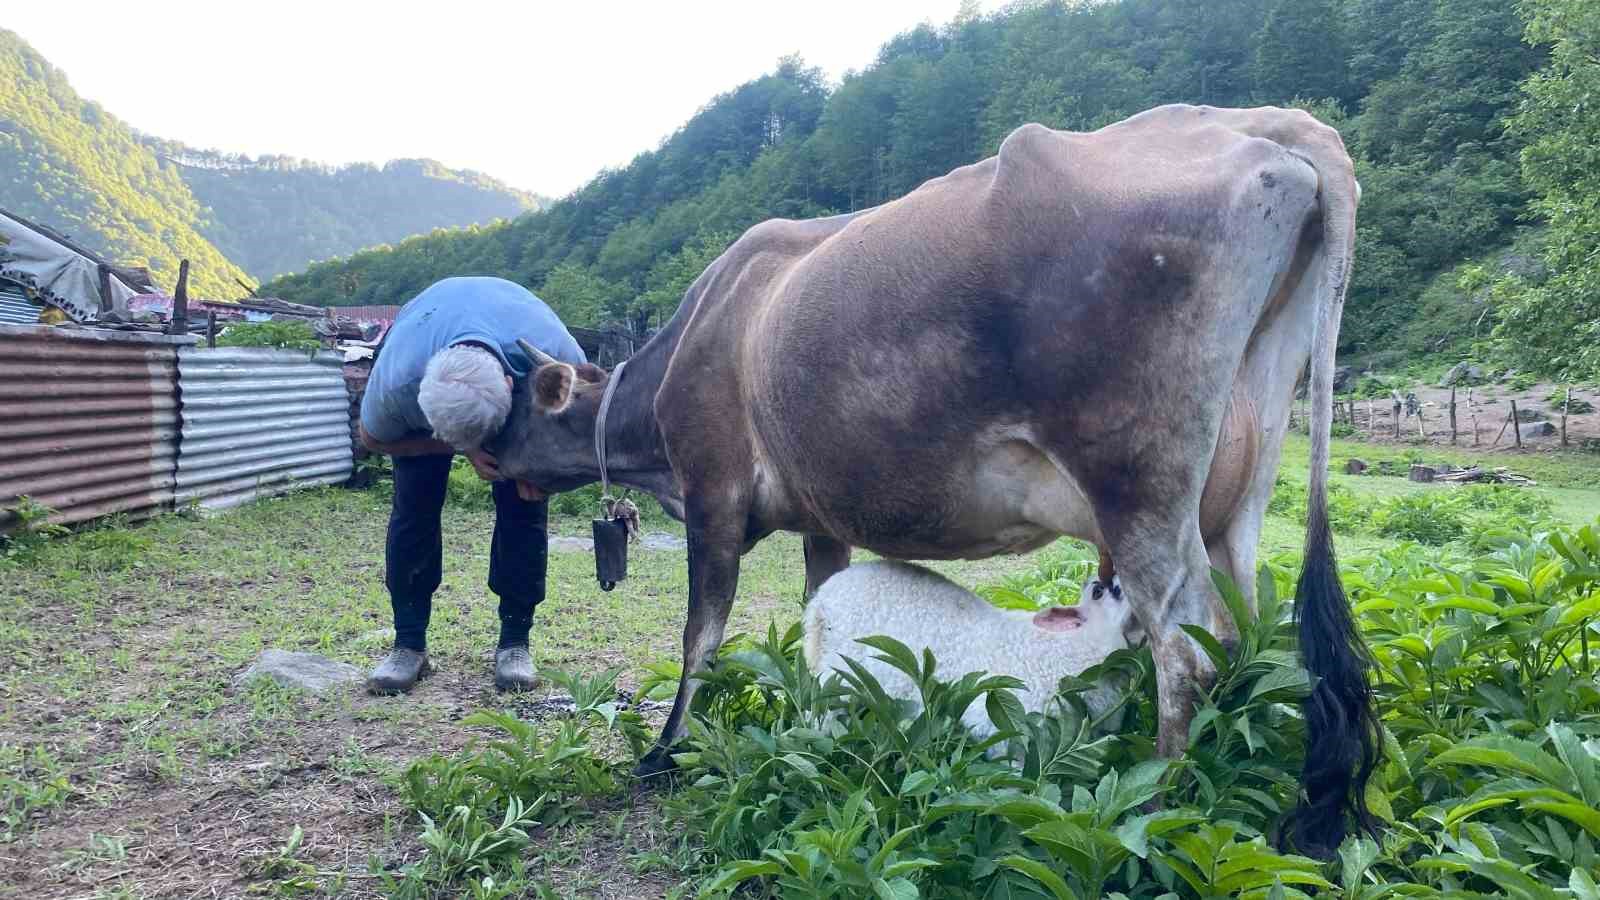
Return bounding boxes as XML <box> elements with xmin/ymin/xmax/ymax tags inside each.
<box><xmin>597</xmin><ymin>324</ymin><xmax>681</xmax><ymax>513</ymax></box>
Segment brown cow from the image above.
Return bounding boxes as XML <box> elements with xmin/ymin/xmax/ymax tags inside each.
<box><xmin>492</xmin><ymin>104</ymin><xmax>1378</xmax><ymax>854</ymax></box>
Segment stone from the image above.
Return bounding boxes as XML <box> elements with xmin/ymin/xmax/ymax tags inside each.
<box><xmin>1332</xmin><ymin>366</ymin><xmax>1353</xmax><ymax>392</ymax></box>
<box><xmin>236</xmin><ymin>649</ymin><xmax>362</xmax><ymax>693</ymax></box>
<box><xmin>641</xmin><ymin>531</ymin><xmax>688</xmax><ymax>552</ymax></box>
<box><xmin>1408</xmin><ymin>465</ymin><xmax>1439</xmax><ymax>483</ymax></box>
<box><xmin>1344</xmin><ymin>458</ymin><xmax>1368</xmax><ymax>475</ymax></box>
<box><xmin>1440</xmin><ymin>362</ymin><xmax>1484</xmax><ymax>387</ymax></box>
<box><xmin>549</xmin><ymin>535</ymin><xmax>595</xmax><ymax>553</ymax></box>
<box><xmin>1527</xmin><ymin>422</ymin><xmax>1557</xmax><ymax>437</ymax></box>
<box><xmin>1515</xmin><ymin>407</ymin><xmax>1546</xmax><ymax>423</ymax></box>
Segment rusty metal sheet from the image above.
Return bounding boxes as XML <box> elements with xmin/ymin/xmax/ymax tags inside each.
<box><xmin>176</xmin><ymin>347</ymin><xmax>353</xmax><ymax>510</ymax></box>
<box><xmin>0</xmin><ymin>324</ymin><xmax>191</xmax><ymax>531</ymax></box>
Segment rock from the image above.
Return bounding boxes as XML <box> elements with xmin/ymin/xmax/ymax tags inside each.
<box><xmin>1440</xmin><ymin>362</ymin><xmax>1483</xmax><ymax>386</ymax></box>
<box><xmin>236</xmin><ymin>649</ymin><xmax>362</xmax><ymax>693</ymax></box>
<box><xmin>641</xmin><ymin>531</ymin><xmax>688</xmax><ymax>552</ymax></box>
<box><xmin>1527</xmin><ymin>422</ymin><xmax>1557</xmax><ymax>437</ymax></box>
<box><xmin>1515</xmin><ymin>407</ymin><xmax>1546</xmax><ymax>423</ymax></box>
<box><xmin>1344</xmin><ymin>458</ymin><xmax>1368</xmax><ymax>475</ymax></box>
<box><xmin>1332</xmin><ymin>366</ymin><xmax>1353</xmax><ymax>392</ymax></box>
<box><xmin>549</xmin><ymin>535</ymin><xmax>595</xmax><ymax>553</ymax></box>
<box><xmin>1408</xmin><ymin>465</ymin><xmax>1439</xmax><ymax>483</ymax></box>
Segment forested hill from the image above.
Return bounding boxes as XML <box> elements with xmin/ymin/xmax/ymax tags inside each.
<box><xmin>139</xmin><ymin>140</ymin><xmax>543</xmax><ymax>280</ymax></box>
<box><xmin>0</xmin><ymin>29</ymin><xmax>542</xmax><ymax>294</ymax></box>
<box><xmin>0</xmin><ymin>29</ymin><xmax>249</xmax><ymax>297</ymax></box>
<box><xmin>263</xmin><ymin>0</ymin><xmax>1596</xmax><ymax>379</ymax></box>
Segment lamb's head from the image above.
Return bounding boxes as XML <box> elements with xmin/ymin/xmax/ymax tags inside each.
<box><xmin>1029</xmin><ymin>575</ymin><xmax>1143</xmax><ymax>649</ymax></box>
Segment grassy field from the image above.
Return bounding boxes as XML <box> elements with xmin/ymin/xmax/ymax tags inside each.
<box><xmin>0</xmin><ymin>435</ymin><xmax>1595</xmax><ymax>898</ymax></box>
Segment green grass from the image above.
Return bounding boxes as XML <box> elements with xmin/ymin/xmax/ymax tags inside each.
<box><xmin>2</xmin><ymin>439</ymin><xmax>1596</xmax><ymax>896</ymax></box>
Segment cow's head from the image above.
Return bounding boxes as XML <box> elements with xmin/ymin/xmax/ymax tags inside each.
<box><xmin>486</xmin><ymin>341</ymin><xmax>683</xmax><ymax>517</ymax></box>
<box><xmin>485</xmin><ymin>352</ymin><xmax>611</xmax><ymax>495</ymax></box>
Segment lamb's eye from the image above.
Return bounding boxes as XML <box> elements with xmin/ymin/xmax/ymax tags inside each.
<box><xmin>1092</xmin><ymin>584</ymin><xmax>1105</xmax><ymax>600</ymax></box>
<box><xmin>1111</xmin><ymin>584</ymin><xmax>1123</xmax><ymax>600</ymax></box>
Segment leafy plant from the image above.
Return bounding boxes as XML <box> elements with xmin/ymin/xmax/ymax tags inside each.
<box><xmin>215</xmin><ymin>320</ymin><xmax>321</xmax><ymax>351</ymax></box>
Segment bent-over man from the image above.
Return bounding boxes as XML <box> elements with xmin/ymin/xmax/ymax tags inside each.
<box><xmin>357</xmin><ymin>276</ymin><xmax>587</xmax><ymax>694</ymax></box>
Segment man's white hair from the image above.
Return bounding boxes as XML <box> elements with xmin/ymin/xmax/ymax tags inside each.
<box><xmin>418</xmin><ymin>345</ymin><xmax>511</xmax><ymax>450</ymax></box>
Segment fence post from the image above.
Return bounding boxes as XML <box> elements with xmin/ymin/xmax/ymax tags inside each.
<box><xmin>1492</xmin><ymin>406</ymin><xmax>1512</xmax><ymax>449</ymax></box>
<box><xmin>1367</xmin><ymin>398</ymin><xmax>1374</xmax><ymax>438</ymax></box>
<box><xmin>1562</xmin><ymin>387</ymin><xmax>1571</xmax><ymax>448</ymax></box>
<box><xmin>1449</xmin><ymin>387</ymin><xmax>1457</xmax><ymax>445</ymax></box>
<box><xmin>1511</xmin><ymin>399</ymin><xmax>1523</xmax><ymax>449</ymax></box>
<box><xmin>166</xmin><ymin>259</ymin><xmax>190</xmax><ymax>336</ymax></box>
<box><xmin>1469</xmin><ymin>388</ymin><xmax>1479</xmax><ymax>446</ymax></box>
<box><xmin>206</xmin><ymin>311</ymin><xmax>217</xmax><ymax>348</ymax></box>
<box><xmin>1392</xmin><ymin>394</ymin><xmax>1403</xmax><ymax>441</ymax></box>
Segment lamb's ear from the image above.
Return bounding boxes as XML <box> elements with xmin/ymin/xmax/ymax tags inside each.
<box><xmin>1032</xmin><ymin>606</ymin><xmax>1085</xmax><ymax>632</ymax></box>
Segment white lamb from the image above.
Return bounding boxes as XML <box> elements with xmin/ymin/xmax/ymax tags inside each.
<box><xmin>802</xmin><ymin>560</ymin><xmax>1139</xmax><ymax>741</ymax></box>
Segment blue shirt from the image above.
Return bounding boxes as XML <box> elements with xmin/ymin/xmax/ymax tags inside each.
<box><xmin>360</xmin><ymin>276</ymin><xmax>587</xmax><ymax>442</ymax></box>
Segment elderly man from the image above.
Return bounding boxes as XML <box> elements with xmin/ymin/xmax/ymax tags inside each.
<box><xmin>357</xmin><ymin>275</ymin><xmax>587</xmax><ymax>694</ymax></box>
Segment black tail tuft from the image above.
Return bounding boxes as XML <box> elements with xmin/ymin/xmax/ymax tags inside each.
<box><xmin>1283</xmin><ymin>509</ymin><xmax>1381</xmax><ymax>858</ymax></box>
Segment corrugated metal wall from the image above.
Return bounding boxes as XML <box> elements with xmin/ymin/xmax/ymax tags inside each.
<box><xmin>0</xmin><ymin>325</ymin><xmax>187</xmax><ymax>530</ymax></box>
<box><xmin>176</xmin><ymin>347</ymin><xmax>353</xmax><ymax>510</ymax></box>
<box><xmin>0</xmin><ymin>283</ymin><xmax>43</xmax><ymax>326</ymax></box>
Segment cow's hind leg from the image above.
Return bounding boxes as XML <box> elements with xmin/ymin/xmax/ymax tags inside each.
<box><xmin>1110</xmin><ymin>513</ymin><xmax>1231</xmax><ymax>758</ymax></box>
<box><xmin>636</xmin><ymin>495</ymin><xmax>747</xmax><ymax>780</ymax></box>
<box><xmin>803</xmin><ymin>535</ymin><xmax>852</xmax><ymax>599</ymax></box>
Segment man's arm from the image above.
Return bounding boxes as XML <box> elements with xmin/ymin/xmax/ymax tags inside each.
<box><xmin>358</xmin><ymin>424</ymin><xmax>454</xmax><ymax>458</ymax></box>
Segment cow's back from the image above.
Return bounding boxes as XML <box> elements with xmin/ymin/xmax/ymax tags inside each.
<box><xmin>663</xmin><ymin>106</ymin><xmax>1326</xmax><ymax>556</ymax></box>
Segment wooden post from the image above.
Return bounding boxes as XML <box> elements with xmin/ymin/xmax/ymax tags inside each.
<box><xmin>1416</xmin><ymin>404</ymin><xmax>1427</xmax><ymax>441</ymax></box>
<box><xmin>1469</xmin><ymin>388</ymin><xmax>1479</xmax><ymax>447</ymax></box>
<box><xmin>206</xmin><ymin>311</ymin><xmax>217</xmax><ymax>348</ymax></box>
<box><xmin>1367</xmin><ymin>399</ymin><xmax>1374</xmax><ymax>437</ymax></box>
<box><xmin>1449</xmin><ymin>388</ymin><xmax>1457</xmax><ymax>445</ymax></box>
<box><xmin>167</xmin><ymin>259</ymin><xmax>190</xmax><ymax>336</ymax></box>
<box><xmin>97</xmin><ymin>263</ymin><xmax>114</xmax><ymax>315</ymax></box>
<box><xmin>1392</xmin><ymin>395</ymin><xmax>1403</xmax><ymax>441</ymax></box>
<box><xmin>1510</xmin><ymin>399</ymin><xmax>1523</xmax><ymax>449</ymax></box>
<box><xmin>1561</xmin><ymin>387</ymin><xmax>1571</xmax><ymax>449</ymax></box>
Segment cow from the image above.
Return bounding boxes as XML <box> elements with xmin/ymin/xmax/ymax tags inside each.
<box><xmin>490</xmin><ymin>104</ymin><xmax>1379</xmax><ymax>854</ymax></box>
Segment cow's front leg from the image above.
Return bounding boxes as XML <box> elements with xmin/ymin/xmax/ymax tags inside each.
<box><xmin>803</xmin><ymin>535</ymin><xmax>852</xmax><ymax>599</ymax></box>
<box><xmin>635</xmin><ymin>499</ymin><xmax>746</xmax><ymax>779</ymax></box>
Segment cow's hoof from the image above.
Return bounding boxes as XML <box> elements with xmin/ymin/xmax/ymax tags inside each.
<box><xmin>633</xmin><ymin>747</ymin><xmax>680</xmax><ymax>782</ymax></box>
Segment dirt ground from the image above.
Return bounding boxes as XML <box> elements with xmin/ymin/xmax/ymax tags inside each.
<box><xmin>1333</xmin><ymin>378</ymin><xmax>1597</xmax><ymax>451</ymax></box>
<box><xmin>0</xmin><ymin>490</ymin><xmax>1041</xmax><ymax>900</ymax></box>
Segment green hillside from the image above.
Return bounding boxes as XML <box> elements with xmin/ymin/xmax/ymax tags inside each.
<box><xmin>0</xmin><ymin>28</ymin><xmax>543</xmax><ymax>297</ymax></box>
<box><xmin>261</xmin><ymin>0</ymin><xmax>1554</xmax><ymax>369</ymax></box>
<box><xmin>139</xmin><ymin>140</ymin><xmax>542</xmax><ymax>280</ymax></box>
<box><xmin>0</xmin><ymin>29</ymin><xmax>249</xmax><ymax>297</ymax></box>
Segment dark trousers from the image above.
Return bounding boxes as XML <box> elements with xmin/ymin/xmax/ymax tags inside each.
<box><xmin>385</xmin><ymin>454</ymin><xmax>548</xmax><ymax>652</ymax></box>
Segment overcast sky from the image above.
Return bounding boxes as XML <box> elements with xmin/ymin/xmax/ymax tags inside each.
<box><xmin>9</xmin><ymin>1</ymin><xmax>1004</xmax><ymax>198</ymax></box>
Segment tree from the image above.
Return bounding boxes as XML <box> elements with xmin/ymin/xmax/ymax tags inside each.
<box><xmin>1490</xmin><ymin>0</ymin><xmax>1600</xmax><ymax>380</ymax></box>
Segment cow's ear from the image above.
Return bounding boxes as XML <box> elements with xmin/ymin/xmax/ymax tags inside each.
<box><xmin>533</xmin><ymin>362</ymin><xmax>577</xmax><ymax>414</ymax></box>
<box><xmin>1032</xmin><ymin>606</ymin><xmax>1085</xmax><ymax>632</ymax></box>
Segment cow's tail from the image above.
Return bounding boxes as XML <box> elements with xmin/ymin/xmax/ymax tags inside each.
<box><xmin>1284</xmin><ymin>122</ymin><xmax>1381</xmax><ymax>857</ymax></box>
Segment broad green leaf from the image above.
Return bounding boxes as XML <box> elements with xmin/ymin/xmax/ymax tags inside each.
<box><xmin>900</xmin><ymin>771</ymin><xmax>939</xmax><ymax>798</ymax></box>
<box><xmin>700</xmin><ymin>859</ymin><xmax>782</xmax><ymax>894</ymax></box>
<box><xmin>873</xmin><ymin>876</ymin><xmax>920</xmax><ymax>900</ymax></box>
<box><xmin>1249</xmin><ymin>667</ymin><xmax>1312</xmax><ymax>702</ymax></box>
<box><xmin>1422</xmin><ymin>595</ymin><xmax>1503</xmax><ymax>616</ymax></box>
<box><xmin>1429</xmin><ymin>736</ymin><xmax>1571</xmax><ymax>787</ymax></box>
<box><xmin>1525</xmin><ymin>801</ymin><xmax>1600</xmax><ymax>840</ymax></box>
<box><xmin>996</xmin><ymin>855</ymin><xmax>1080</xmax><ymax>900</ymax></box>
<box><xmin>1571</xmin><ymin>869</ymin><xmax>1600</xmax><ymax>900</ymax></box>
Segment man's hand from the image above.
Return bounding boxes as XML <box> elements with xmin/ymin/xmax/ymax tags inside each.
<box><xmin>465</xmin><ymin>448</ymin><xmax>502</xmax><ymax>482</ymax></box>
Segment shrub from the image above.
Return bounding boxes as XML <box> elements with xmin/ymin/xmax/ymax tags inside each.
<box><xmin>394</xmin><ymin>518</ymin><xmax>1600</xmax><ymax>897</ymax></box>
<box><xmin>1507</xmin><ymin>371</ymin><xmax>1539</xmax><ymax>392</ymax></box>
<box><xmin>1372</xmin><ymin>492</ymin><xmax>1468</xmax><ymax>544</ymax></box>
<box><xmin>214</xmin><ymin>320</ymin><xmax>321</xmax><ymax>351</ymax></box>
